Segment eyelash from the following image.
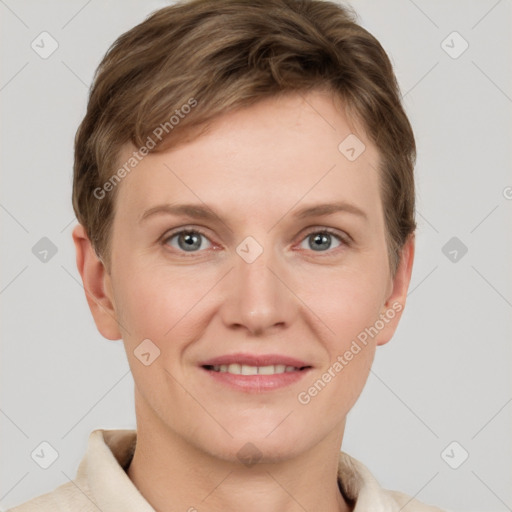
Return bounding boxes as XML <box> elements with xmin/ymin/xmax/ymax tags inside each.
<box><xmin>161</xmin><ymin>226</ymin><xmax>351</xmax><ymax>257</ymax></box>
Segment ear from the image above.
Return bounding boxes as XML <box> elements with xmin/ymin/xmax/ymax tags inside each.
<box><xmin>72</xmin><ymin>224</ymin><xmax>122</xmax><ymax>340</ymax></box>
<box><xmin>375</xmin><ymin>233</ymin><xmax>415</xmax><ymax>347</ymax></box>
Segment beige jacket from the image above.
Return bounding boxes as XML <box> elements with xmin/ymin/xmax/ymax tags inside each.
<box><xmin>9</xmin><ymin>429</ymin><xmax>446</xmax><ymax>511</ymax></box>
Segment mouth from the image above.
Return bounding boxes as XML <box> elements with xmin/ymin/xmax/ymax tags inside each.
<box><xmin>199</xmin><ymin>354</ymin><xmax>313</xmax><ymax>392</ymax></box>
<box><xmin>203</xmin><ymin>363</ymin><xmax>309</xmax><ymax>375</ymax></box>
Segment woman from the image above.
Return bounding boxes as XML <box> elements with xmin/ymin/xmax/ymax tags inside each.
<box><xmin>11</xmin><ymin>0</ymin><xmax>445</xmax><ymax>510</ymax></box>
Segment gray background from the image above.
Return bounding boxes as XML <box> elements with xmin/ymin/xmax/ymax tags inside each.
<box><xmin>1</xmin><ymin>1</ymin><xmax>511</xmax><ymax>511</ymax></box>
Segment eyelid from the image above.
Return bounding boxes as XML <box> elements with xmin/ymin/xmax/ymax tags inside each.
<box><xmin>162</xmin><ymin>225</ymin><xmax>211</xmax><ymax>241</ymax></box>
<box><xmin>299</xmin><ymin>226</ymin><xmax>352</xmax><ymax>245</ymax></box>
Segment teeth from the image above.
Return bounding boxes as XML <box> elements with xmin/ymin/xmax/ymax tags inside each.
<box><xmin>210</xmin><ymin>364</ymin><xmax>300</xmax><ymax>375</ymax></box>
<box><xmin>241</xmin><ymin>365</ymin><xmax>258</xmax><ymax>375</ymax></box>
<box><xmin>258</xmin><ymin>365</ymin><xmax>277</xmax><ymax>375</ymax></box>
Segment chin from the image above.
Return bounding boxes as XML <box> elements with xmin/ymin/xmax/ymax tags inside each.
<box><xmin>191</xmin><ymin>421</ymin><xmax>312</xmax><ymax>465</ymax></box>
<box><xmin>206</xmin><ymin>438</ymin><xmax>304</xmax><ymax>466</ymax></box>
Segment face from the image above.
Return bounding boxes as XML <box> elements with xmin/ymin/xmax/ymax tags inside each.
<box><xmin>77</xmin><ymin>89</ymin><xmax>414</xmax><ymax>463</ymax></box>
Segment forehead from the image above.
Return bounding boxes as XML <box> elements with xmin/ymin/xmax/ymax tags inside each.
<box><xmin>113</xmin><ymin>90</ymin><xmax>382</xmax><ymax>225</ymax></box>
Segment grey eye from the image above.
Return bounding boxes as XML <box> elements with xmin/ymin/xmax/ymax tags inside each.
<box><xmin>166</xmin><ymin>230</ymin><xmax>212</xmax><ymax>252</ymax></box>
<box><xmin>300</xmin><ymin>232</ymin><xmax>342</xmax><ymax>252</ymax></box>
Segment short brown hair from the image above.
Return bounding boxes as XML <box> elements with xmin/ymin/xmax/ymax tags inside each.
<box><xmin>72</xmin><ymin>0</ymin><xmax>416</xmax><ymax>275</ymax></box>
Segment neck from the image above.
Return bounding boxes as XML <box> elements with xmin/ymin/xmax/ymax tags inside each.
<box><xmin>126</xmin><ymin>391</ymin><xmax>353</xmax><ymax>512</ymax></box>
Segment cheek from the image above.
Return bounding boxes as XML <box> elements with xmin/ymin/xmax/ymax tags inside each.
<box><xmin>113</xmin><ymin>261</ymin><xmax>218</xmax><ymax>345</ymax></box>
<box><xmin>294</xmin><ymin>270</ymin><xmax>382</xmax><ymax>415</ymax></box>
<box><xmin>293</xmin><ymin>264</ymin><xmax>386</xmax><ymax>404</ymax></box>
<box><xmin>296</xmin><ymin>264</ymin><xmax>387</xmax><ymax>344</ymax></box>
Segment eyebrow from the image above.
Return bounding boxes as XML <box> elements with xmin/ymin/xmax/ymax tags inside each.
<box><xmin>139</xmin><ymin>201</ymin><xmax>368</xmax><ymax>225</ymax></box>
<box><xmin>293</xmin><ymin>202</ymin><xmax>367</xmax><ymax>220</ymax></box>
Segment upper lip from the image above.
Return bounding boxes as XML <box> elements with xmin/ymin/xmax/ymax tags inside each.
<box><xmin>200</xmin><ymin>353</ymin><xmax>311</xmax><ymax>369</ymax></box>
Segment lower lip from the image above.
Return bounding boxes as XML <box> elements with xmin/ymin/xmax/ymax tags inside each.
<box><xmin>201</xmin><ymin>367</ymin><xmax>311</xmax><ymax>392</ymax></box>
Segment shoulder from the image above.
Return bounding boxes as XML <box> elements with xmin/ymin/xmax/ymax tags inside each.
<box><xmin>8</xmin><ymin>428</ymin><xmax>138</xmax><ymax>512</ymax></box>
<box><xmin>8</xmin><ymin>480</ymin><xmax>93</xmax><ymax>511</ymax></box>
<box><xmin>338</xmin><ymin>452</ymin><xmax>448</xmax><ymax>512</ymax></box>
<box><xmin>384</xmin><ymin>489</ymin><xmax>448</xmax><ymax>512</ymax></box>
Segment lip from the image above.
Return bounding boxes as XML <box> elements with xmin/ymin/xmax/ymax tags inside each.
<box><xmin>199</xmin><ymin>353</ymin><xmax>311</xmax><ymax>368</ymax></box>
<box><xmin>199</xmin><ymin>353</ymin><xmax>312</xmax><ymax>393</ymax></box>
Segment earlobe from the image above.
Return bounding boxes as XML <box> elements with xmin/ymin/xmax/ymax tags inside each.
<box><xmin>72</xmin><ymin>224</ymin><xmax>122</xmax><ymax>340</ymax></box>
<box><xmin>375</xmin><ymin>234</ymin><xmax>416</xmax><ymax>347</ymax></box>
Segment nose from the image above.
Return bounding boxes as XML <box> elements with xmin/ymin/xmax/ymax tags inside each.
<box><xmin>219</xmin><ymin>241</ymin><xmax>298</xmax><ymax>336</ymax></box>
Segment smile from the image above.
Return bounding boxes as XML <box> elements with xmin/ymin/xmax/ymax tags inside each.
<box><xmin>204</xmin><ymin>364</ymin><xmax>305</xmax><ymax>375</ymax></box>
<box><xmin>199</xmin><ymin>354</ymin><xmax>312</xmax><ymax>392</ymax></box>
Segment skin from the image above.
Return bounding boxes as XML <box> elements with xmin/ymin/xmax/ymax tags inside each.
<box><xmin>73</xmin><ymin>89</ymin><xmax>414</xmax><ymax>512</ymax></box>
